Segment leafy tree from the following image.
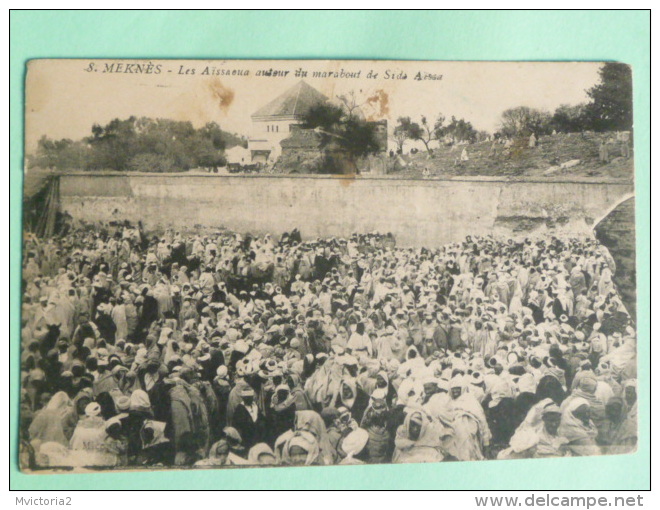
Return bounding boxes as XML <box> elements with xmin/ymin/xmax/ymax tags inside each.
<box><xmin>127</xmin><ymin>153</ymin><xmax>177</xmax><ymax>173</ymax></box>
<box><xmin>442</xmin><ymin>116</ymin><xmax>478</xmax><ymax>144</ymax></box>
<box><xmin>551</xmin><ymin>103</ymin><xmax>588</xmax><ymax>133</ymax></box>
<box><xmin>191</xmin><ymin>132</ymin><xmax>227</xmax><ymax>170</ymax></box>
<box><xmin>87</xmin><ymin>117</ymin><xmax>140</xmax><ymax>170</ymax></box>
<box><xmin>302</xmin><ymin>103</ymin><xmax>345</xmax><ymax>132</ymax></box>
<box><xmin>394</xmin><ymin>115</ymin><xmax>440</xmax><ymax>154</ymax></box>
<box><xmin>499</xmin><ymin>106</ymin><xmax>552</xmax><ymax>137</ymax></box>
<box><xmin>391</xmin><ymin>117</ymin><xmax>411</xmax><ymax>153</ymax></box>
<box><xmin>29</xmin><ymin>116</ymin><xmax>237</xmax><ymax>172</ymax></box>
<box><xmin>584</xmin><ymin>63</ymin><xmax>633</xmax><ymax>132</ymax></box>
<box><xmin>340</xmin><ymin>118</ymin><xmax>381</xmax><ymax>159</ymax></box>
<box><xmin>300</xmin><ymin>98</ymin><xmax>380</xmax><ymax>174</ymax></box>
<box><xmin>414</xmin><ymin>116</ymin><xmax>438</xmax><ymax>154</ymax></box>
<box><xmin>29</xmin><ymin>136</ymin><xmax>91</xmax><ymax>170</ymax></box>
<box><xmin>476</xmin><ymin>130</ymin><xmax>491</xmax><ymax>142</ymax></box>
<box><xmin>199</xmin><ymin>122</ymin><xmax>227</xmax><ymax>151</ymax></box>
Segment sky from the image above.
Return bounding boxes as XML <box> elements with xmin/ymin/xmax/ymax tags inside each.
<box><xmin>24</xmin><ymin>59</ymin><xmax>603</xmax><ymax>152</ymax></box>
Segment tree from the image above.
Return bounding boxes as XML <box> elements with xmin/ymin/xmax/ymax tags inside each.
<box><xmin>301</xmin><ymin>103</ymin><xmax>345</xmax><ymax>132</ymax></box>
<box><xmin>127</xmin><ymin>153</ymin><xmax>177</xmax><ymax>173</ymax></box>
<box><xmin>476</xmin><ymin>130</ymin><xmax>491</xmax><ymax>142</ymax></box>
<box><xmin>192</xmin><ymin>131</ymin><xmax>227</xmax><ymax>170</ymax></box>
<box><xmin>391</xmin><ymin>117</ymin><xmax>411</xmax><ymax>153</ymax></box>
<box><xmin>432</xmin><ymin>115</ymin><xmax>446</xmax><ymax>144</ymax></box>
<box><xmin>442</xmin><ymin>116</ymin><xmax>478</xmax><ymax>144</ymax></box>
<box><xmin>336</xmin><ymin>91</ymin><xmax>365</xmax><ymax>119</ymax></box>
<box><xmin>584</xmin><ymin>63</ymin><xmax>633</xmax><ymax>132</ymax></box>
<box><xmin>415</xmin><ymin>116</ymin><xmax>438</xmax><ymax>154</ymax></box>
<box><xmin>499</xmin><ymin>106</ymin><xmax>552</xmax><ymax>137</ymax></box>
<box><xmin>395</xmin><ymin>115</ymin><xmax>440</xmax><ymax>154</ymax></box>
<box><xmin>29</xmin><ymin>116</ymin><xmax>240</xmax><ymax>172</ymax></box>
<box><xmin>29</xmin><ymin>136</ymin><xmax>90</xmax><ymax>170</ymax></box>
<box><xmin>199</xmin><ymin>122</ymin><xmax>227</xmax><ymax>151</ymax></box>
<box><xmin>551</xmin><ymin>103</ymin><xmax>588</xmax><ymax>133</ymax></box>
<box><xmin>87</xmin><ymin>117</ymin><xmax>140</xmax><ymax>170</ymax></box>
<box><xmin>300</xmin><ymin>97</ymin><xmax>380</xmax><ymax>174</ymax></box>
<box><xmin>340</xmin><ymin>118</ymin><xmax>381</xmax><ymax>159</ymax></box>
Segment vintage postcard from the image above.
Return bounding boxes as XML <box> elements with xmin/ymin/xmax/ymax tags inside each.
<box><xmin>20</xmin><ymin>59</ymin><xmax>636</xmax><ymax>472</ymax></box>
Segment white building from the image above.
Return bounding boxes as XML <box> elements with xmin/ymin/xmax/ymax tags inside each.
<box><xmin>225</xmin><ymin>145</ymin><xmax>251</xmax><ymax>165</ymax></box>
<box><xmin>248</xmin><ymin>81</ymin><xmax>328</xmax><ymax>164</ymax></box>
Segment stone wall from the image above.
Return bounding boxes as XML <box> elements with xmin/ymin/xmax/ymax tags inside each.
<box><xmin>57</xmin><ymin>173</ymin><xmax>634</xmax><ymax>248</ymax></box>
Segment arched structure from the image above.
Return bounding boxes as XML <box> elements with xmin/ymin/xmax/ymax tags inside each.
<box><xmin>594</xmin><ymin>195</ymin><xmax>636</xmax><ymax>322</ymax></box>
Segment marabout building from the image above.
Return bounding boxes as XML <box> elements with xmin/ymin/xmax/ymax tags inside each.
<box><xmin>248</xmin><ymin>81</ymin><xmax>328</xmax><ymax>164</ymax></box>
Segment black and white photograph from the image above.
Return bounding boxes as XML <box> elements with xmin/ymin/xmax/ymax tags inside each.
<box><xmin>20</xmin><ymin>59</ymin><xmax>637</xmax><ymax>473</ymax></box>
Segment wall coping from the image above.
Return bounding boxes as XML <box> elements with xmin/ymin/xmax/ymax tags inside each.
<box><xmin>50</xmin><ymin>171</ymin><xmax>635</xmax><ymax>186</ymax></box>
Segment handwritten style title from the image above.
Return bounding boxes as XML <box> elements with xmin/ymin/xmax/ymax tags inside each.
<box><xmin>83</xmin><ymin>62</ymin><xmax>443</xmax><ymax>82</ymax></box>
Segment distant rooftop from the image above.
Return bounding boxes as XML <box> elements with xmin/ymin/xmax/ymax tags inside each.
<box><xmin>252</xmin><ymin>81</ymin><xmax>328</xmax><ymax>120</ymax></box>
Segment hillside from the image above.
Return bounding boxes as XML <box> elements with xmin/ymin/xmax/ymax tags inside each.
<box><xmin>390</xmin><ymin>132</ymin><xmax>634</xmax><ymax>180</ymax></box>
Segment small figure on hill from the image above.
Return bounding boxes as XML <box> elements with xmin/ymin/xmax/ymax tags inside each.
<box><xmin>528</xmin><ymin>133</ymin><xmax>537</xmax><ymax>148</ymax></box>
<box><xmin>617</xmin><ymin>131</ymin><xmax>631</xmax><ymax>159</ymax></box>
<box><xmin>599</xmin><ymin>140</ymin><xmax>610</xmax><ymax>164</ymax></box>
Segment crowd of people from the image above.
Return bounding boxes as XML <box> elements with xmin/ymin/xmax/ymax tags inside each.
<box><xmin>20</xmin><ymin>221</ymin><xmax>637</xmax><ymax>470</ymax></box>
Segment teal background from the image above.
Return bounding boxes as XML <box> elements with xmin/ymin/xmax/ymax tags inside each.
<box><xmin>10</xmin><ymin>10</ymin><xmax>650</xmax><ymax>490</ymax></box>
